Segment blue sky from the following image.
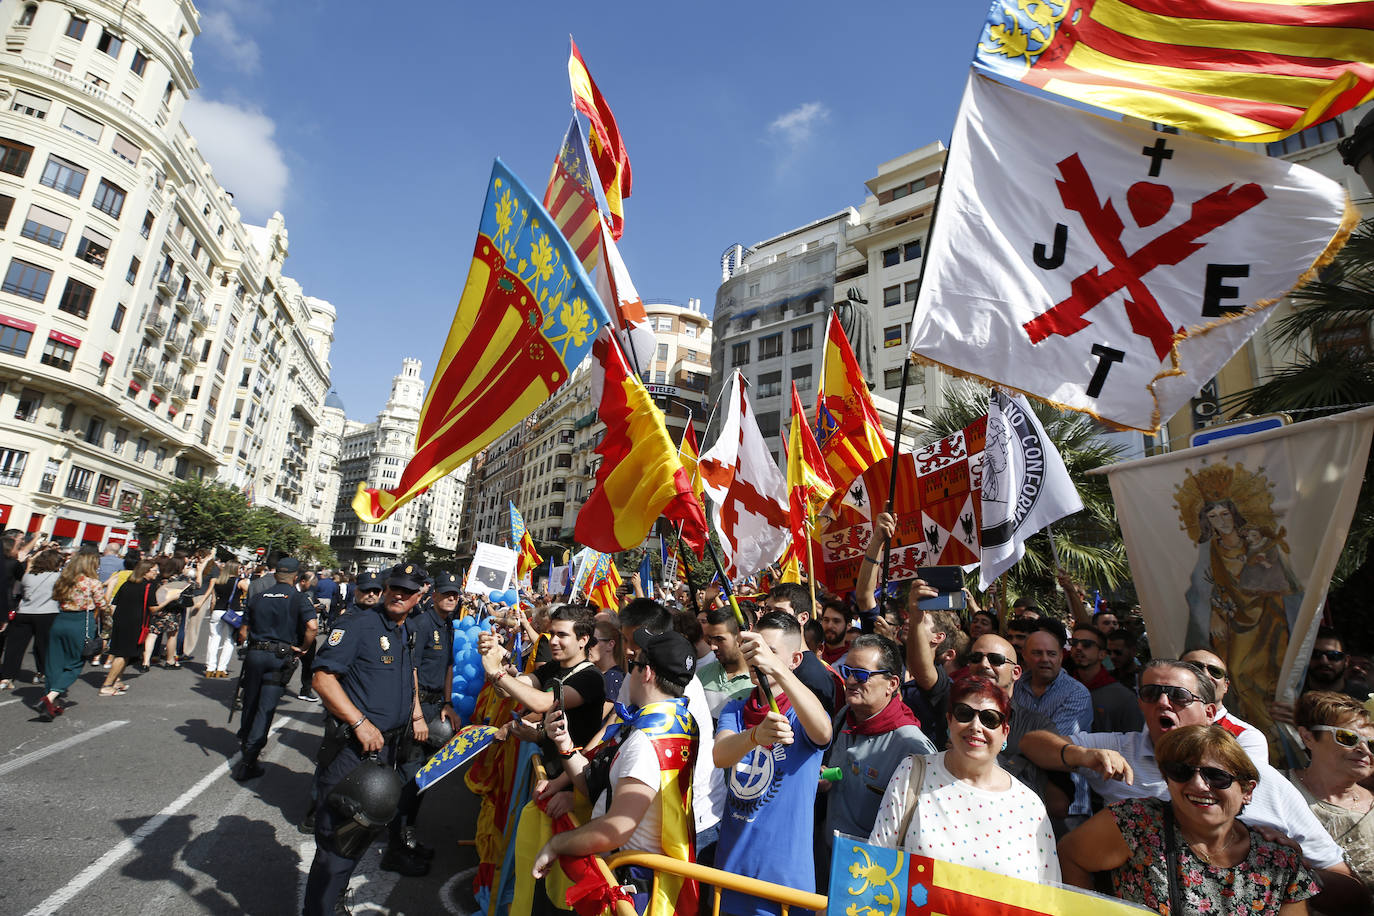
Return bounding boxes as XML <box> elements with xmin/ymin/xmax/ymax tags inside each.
<box><xmin>185</xmin><ymin>1</ymin><xmax>992</xmax><ymax>420</ymax></box>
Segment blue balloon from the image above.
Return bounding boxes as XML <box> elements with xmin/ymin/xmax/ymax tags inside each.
<box><xmin>478</xmin><ymin>619</ymin><xmax>493</xmax><ymax>632</ymax></box>
<box><xmin>461</xmin><ymin>663</ymin><xmax>479</xmax><ymax>682</ymax></box>
<box><xmin>457</xmin><ymin>695</ymin><xmax>477</xmax><ymax>718</ymax></box>
<box><xmin>488</xmin><ymin>588</ymin><xmax>518</xmax><ymax>606</ymax></box>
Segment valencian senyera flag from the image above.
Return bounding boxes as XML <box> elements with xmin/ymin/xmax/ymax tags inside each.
<box><xmin>509</xmin><ymin>502</ymin><xmax>542</xmax><ymax>580</ymax></box>
<box><xmin>909</xmin><ymin>74</ymin><xmax>1354</xmax><ymax>433</ymax></box>
<box><xmin>353</xmin><ymin>160</ymin><xmax>611</xmax><ymax>523</ymax></box>
<box><xmin>574</xmin><ymin>333</ymin><xmax>709</xmax><ymax>556</ymax></box>
<box><xmin>1099</xmin><ymin>406</ymin><xmax>1374</xmax><ymax>754</ymax></box>
<box><xmin>974</xmin><ymin>0</ymin><xmax>1374</xmax><ymax>143</ymax></box>
<box><xmin>586</xmin><ymin>551</ymin><xmax>623</xmax><ymax>610</ymax></box>
<box><xmin>828</xmin><ymin>834</ymin><xmax>1151</xmax><ymax>916</ymax></box>
<box><xmin>415</xmin><ymin>725</ymin><xmax>499</xmax><ymax>793</ymax></box>
<box><xmin>569</xmin><ymin>38</ymin><xmax>631</xmax><ymax>240</ymax></box>
<box><xmin>543</xmin><ymin>117</ymin><xmax>603</xmax><ymax>275</ymax></box>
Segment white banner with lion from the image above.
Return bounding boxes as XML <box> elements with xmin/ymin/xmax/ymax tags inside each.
<box><xmin>1100</xmin><ymin>407</ymin><xmax>1374</xmax><ymax>756</ymax></box>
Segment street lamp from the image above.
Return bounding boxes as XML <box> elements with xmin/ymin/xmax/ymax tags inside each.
<box><xmin>1338</xmin><ymin>107</ymin><xmax>1374</xmax><ymax>197</ymax></box>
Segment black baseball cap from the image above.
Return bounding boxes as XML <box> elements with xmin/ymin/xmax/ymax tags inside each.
<box><xmin>632</xmin><ymin>627</ymin><xmax>697</xmax><ymax>689</ymax></box>
<box><xmin>385</xmin><ymin>563</ymin><xmax>426</xmax><ymax>591</ymax></box>
<box><xmin>434</xmin><ymin>571</ymin><xmax>462</xmax><ymax>595</ymax></box>
<box><xmin>275</xmin><ymin>556</ymin><xmax>300</xmax><ymax>573</ymax></box>
<box><xmin>356</xmin><ymin>571</ymin><xmax>382</xmax><ymax>591</ymax></box>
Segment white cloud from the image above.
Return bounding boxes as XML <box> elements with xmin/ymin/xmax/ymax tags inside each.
<box><xmin>198</xmin><ymin>8</ymin><xmax>261</xmax><ymax>74</ymax></box>
<box><xmin>182</xmin><ymin>98</ymin><xmax>289</xmax><ymax>221</ymax></box>
<box><xmin>768</xmin><ymin>101</ymin><xmax>829</xmax><ymax>148</ymax></box>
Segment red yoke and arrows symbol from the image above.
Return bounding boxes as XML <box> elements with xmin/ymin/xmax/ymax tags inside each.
<box><xmin>1022</xmin><ymin>152</ymin><xmax>1267</xmax><ymax>361</ymax></box>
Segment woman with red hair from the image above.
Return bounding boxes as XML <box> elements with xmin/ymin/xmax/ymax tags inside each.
<box><xmin>870</xmin><ymin>676</ymin><xmax>1060</xmax><ymax>881</ymax></box>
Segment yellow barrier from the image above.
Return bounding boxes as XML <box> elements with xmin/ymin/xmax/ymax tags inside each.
<box><xmin>604</xmin><ymin>851</ymin><xmax>827</xmax><ymax>916</ymax></box>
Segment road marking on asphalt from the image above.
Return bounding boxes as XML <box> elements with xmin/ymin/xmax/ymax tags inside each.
<box><xmin>0</xmin><ymin>719</ymin><xmax>128</xmax><ymax>779</ymax></box>
<box><xmin>0</xmin><ymin>698</ymin><xmax>22</xmax><ymax>708</ymax></box>
<box><xmin>22</xmin><ymin>716</ymin><xmax>292</xmax><ymax>916</ymax></box>
<box><xmin>296</xmin><ymin>841</ymin><xmax>402</xmax><ymax>914</ymax></box>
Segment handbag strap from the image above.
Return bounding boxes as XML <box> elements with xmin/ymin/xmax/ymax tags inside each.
<box><xmin>1162</xmin><ymin>804</ymin><xmax>1184</xmax><ymax>915</ymax></box>
<box><xmin>895</xmin><ymin>753</ymin><xmax>928</xmax><ymax>845</ymax></box>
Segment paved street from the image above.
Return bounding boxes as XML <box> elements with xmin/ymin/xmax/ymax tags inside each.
<box><xmin>0</xmin><ymin>654</ymin><xmax>483</xmax><ymax>915</ymax></box>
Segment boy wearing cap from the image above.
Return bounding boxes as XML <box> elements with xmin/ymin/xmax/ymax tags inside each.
<box><xmin>534</xmin><ymin>627</ymin><xmax>701</xmax><ymax>916</ymax></box>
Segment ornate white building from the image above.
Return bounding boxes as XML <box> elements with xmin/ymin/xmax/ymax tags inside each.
<box><xmin>0</xmin><ymin>0</ymin><xmax>337</xmax><ymax>546</ymax></box>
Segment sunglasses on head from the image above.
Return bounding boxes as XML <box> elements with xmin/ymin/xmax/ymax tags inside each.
<box><xmin>1310</xmin><ymin>725</ymin><xmax>1374</xmax><ymax>754</ymax></box>
<box><xmin>1138</xmin><ymin>683</ymin><xmax>1201</xmax><ymax>706</ymax></box>
<box><xmin>838</xmin><ymin>664</ymin><xmax>892</xmax><ymax>684</ymax></box>
<box><xmin>1314</xmin><ymin>650</ymin><xmax>1347</xmax><ymax>662</ymax></box>
<box><xmin>951</xmin><ymin>702</ymin><xmax>1008</xmax><ymax>729</ymax></box>
<box><xmin>1068</xmin><ymin>638</ymin><xmax>1103</xmax><ymax>650</ymax></box>
<box><xmin>1161</xmin><ymin>762</ymin><xmax>1241</xmax><ymax>791</ymax></box>
<box><xmin>967</xmin><ymin>651</ymin><xmax>1012</xmax><ymax>667</ymax></box>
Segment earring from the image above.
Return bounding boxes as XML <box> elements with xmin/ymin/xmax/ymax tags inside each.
<box><xmin>1001</xmin><ymin>741</ymin><xmax>1008</xmax><ymax>752</ymax></box>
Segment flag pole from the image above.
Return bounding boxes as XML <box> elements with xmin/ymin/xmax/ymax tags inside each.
<box><xmin>805</xmin><ymin>516</ymin><xmax>817</xmax><ymax>613</ymax></box>
<box><xmin>703</xmin><ymin>539</ymin><xmax>780</xmax><ymax>713</ymax></box>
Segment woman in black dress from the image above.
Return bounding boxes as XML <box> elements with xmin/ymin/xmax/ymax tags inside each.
<box><xmin>100</xmin><ymin>559</ymin><xmax>162</xmax><ymax>695</ymax></box>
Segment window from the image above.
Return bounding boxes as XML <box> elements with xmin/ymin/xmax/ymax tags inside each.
<box><xmin>756</xmin><ymin>411</ymin><xmax>780</xmax><ymax>441</ymax></box>
<box><xmin>731</xmin><ymin>341</ymin><xmax>750</xmax><ymax>366</ymax></box>
<box><xmin>41</xmin><ymin>337</ymin><xmax>78</xmax><ymax>370</ymax></box>
<box><xmin>0</xmin><ymin>447</ymin><xmax>25</xmax><ymax>486</ymax></box>
<box><xmin>53</xmin><ymin>60</ymin><xmax>72</xmax><ymax>73</ymax></box>
<box><xmin>76</xmin><ymin>228</ymin><xmax>110</xmax><ymax>267</ymax></box>
<box><xmin>0</xmin><ymin>138</ymin><xmax>32</xmax><ymax>176</ymax></box>
<box><xmin>40</xmin><ymin>156</ymin><xmax>87</xmax><ymax>197</ymax></box>
<box><xmin>95</xmin><ymin>358</ymin><xmax>108</xmax><ymax>386</ymax></box>
<box><xmin>130</xmin><ymin>49</ymin><xmax>148</xmax><ymax>77</ymax></box>
<box><xmin>884</xmin><ymin>368</ymin><xmax>904</xmax><ymax>389</ymax></box>
<box><xmin>95</xmin><ymin>475</ymin><xmax>117</xmax><ymax>506</ymax></box>
<box><xmin>135</xmin><ymin>437</ymin><xmax>148</xmax><ymax>461</ymax></box>
<box><xmin>1267</xmin><ymin>119</ymin><xmax>1344</xmax><ymax>157</ymax></box>
<box><xmin>0</xmin><ymin>322</ymin><xmax>32</xmax><ymax>356</ymax></box>
<box><xmin>59</xmin><ymin>402</ymin><xmax>75</xmax><ymax>431</ymax></box>
<box><xmin>656</xmin><ymin>342</ymin><xmax>669</xmax><ymax>361</ymax></box>
<box><xmin>21</xmin><ymin>205</ymin><xmax>70</xmax><ymax>248</ymax></box>
<box><xmin>65</xmin><ymin>15</ymin><xmax>87</xmax><ymax>39</ymax></box>
<box><xmin>791</xmin><ymin>363</ymin><xmax>813</xmax><ymax>390</ymax></box>
<box><xmin>153</xmin><ymin>447</ymin><xmax>165</xmax><ymax>469</ymax></box>
<box><xmin>759</xmin><ymin>333</ymin><xmax>783</xmax><ymax>360</ymax></box>
<box><xmin>904</xmin><ymin>281</ymin><xmax>920</xmax><ymax>302</ymax></box>
<box><xmin>140</xmin><ymin>210</ymin><xmax>154</xmax><ymax>238</ymax></box>
<box><xmin>92</xmin><ymin>179</ymin><xmax>125</xmax><ymax>218</ymax></box>
<box><xmin>112</xmin><ymin>427</ymin><xmax>127</xmax><ymax>455</ymax></box>
<box><xmin>126</xmin><ymin>256</ymin><xmax>139</xmax><ymax>284</ymax></box>
<box><xmin>0</xmin><ymin>194</ymin><xmax>12</xmax><ymax>231</ymax></box>
<box><xmin>58</xmin><ymin>278</ymin><xmax>95</xmax><ymax>318</ymax></box>
<box><xmin>884</xmin><ymin>325</ymin><xmax>904</xmax><ymax>348</ymax></box>
<box><xmin>111</xmin><ymin>133</ymin><xmax>141</xmax><ymax>166</ymax></box>
<box><xmin>11</xmin><ymin>90</ymin><xmax>51</xmax><ymax>120</ymax></box>
<box><xmin>16</xmin><ymin>4</ymin><xmax>35</xmax><ymax>26</ymax></box>
<box><xmin>97</xmin><ymin>28</ymin><xmax>123</xmax><ymax>59</ymax></box>
<box><xmin>904</xmin><ymin>240</ymin><xmax>922</xmax><ymax>261</ymax></box>
<box><xmin>758</xmin><ymin>370</ymin><xmax>782</xmax><ymax>399</ymax></box>
<box><xmin>60</xmin><ymin>107</ymin><xmax>103</xmax><ymax>143</ymax></box>
<box><xmin>111</xmin><ymin>303</ymin><xmax>126</xmax><ymax>331</ymax></box>
<box><xmin>792</xmin><ymin>324</ymin><xmax>813</xmax><ymax>352</ymax></box>
<box><xmin>65</xmin><ymin>465</ymin><xmax>93</xmax><ymax>500</ymax></box>
<box><xmin>883</xmin><ymin>285</ymin><xmax>901</xmax><ymax>307</ymax></box>
<box><xmin>84</xmin><ymin>416</ymin><xmax>104</xmax><ymax>446</ymax></box>
<box><xmin>882</xmin><ymin>247</ymin><xmax>900</xmax><ymax>268</ymax></box>
<box><xmin>3</xmin><ymin>259</ymin><xmax>52</xmax><ymax>302</ymax></box>
<box><xmin>15</xmin><ymin>387</ymin><xmax>41</xmax><ymax>421</ymax></box>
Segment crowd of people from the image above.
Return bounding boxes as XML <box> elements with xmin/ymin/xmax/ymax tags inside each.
<box><xmin>5</xmin><ymin>521</ymin><xmax>1374</xmax><ymax>916</ymax></box>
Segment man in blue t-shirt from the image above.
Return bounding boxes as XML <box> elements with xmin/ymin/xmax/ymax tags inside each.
<box><xmin>714</xmin><ymin>611</ymin><xmax>832</xmax><ymax>916</ymax></box>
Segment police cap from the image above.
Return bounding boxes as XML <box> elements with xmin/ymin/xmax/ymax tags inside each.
<box><xmin>385</xmin><ymin>563</ymin><xmax>426</xmax><ymax>592</ymax></box>
<box><xmin>433</xmin><ymin>571</ymin><xmax>462</xmax><ymax>595</ymax></box>
<box><xmin>275</xmin><ymin>556</ymin><xmax>300</xmax><ymax>573</ymax></box>
<box><xmin>356</xmin><ymin>571</ymin><xmax>383</xmax><ymax>591</ymax></box>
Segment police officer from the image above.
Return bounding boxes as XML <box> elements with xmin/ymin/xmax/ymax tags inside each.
<box><xmin>233</xmin><ymin>556</ymin><xmax>318</xmax><ymax>781</ymax></box>
<box><xmin>385</xmin><ymin>571</ymin><xmax>463</xmax><ymax>871</ymax></box>
<box><xmin>302</xmin><ymin>563</ymin><xmax>427</xmax><ymax>916</ymax></box>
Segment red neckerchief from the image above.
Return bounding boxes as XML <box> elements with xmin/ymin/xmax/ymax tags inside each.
<box><xmin>1075</xmin><ymin>666</ymin><xmax>1117</xmax><ymax>691</ymax></box>
<box><xmin>845</xmin><ymin>692</ymin><xmax>920</xmax><ymax>736</ymax></box>
<box><xmin>820</xmin><ymin>643</ymin><xmax>847</xmax><ymax>664</ymax></box>
<box><xmin>740</xmin><ymin>687</ymin><xmax>792</xmax><ymax>729</ymax></box>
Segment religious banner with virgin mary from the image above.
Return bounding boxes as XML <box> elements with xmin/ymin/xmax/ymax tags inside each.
<box><xmin>1099</xmin><ymin>407</ymin><xmax>1374</xmax><ymax>755</ymax></box>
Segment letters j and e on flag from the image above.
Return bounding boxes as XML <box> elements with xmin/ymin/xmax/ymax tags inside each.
<box><xmin>974</xmin><ymin>0</ymin><xmax>1374</xmax><ymax>143</ymax></box>
<box><xmin>353</xmin><ymin>160</ymin><xmax>610</xmax><ymax>524</ymax></box>
<box><xmin>909</xmin><ymin>74</ymin><xmax>1353</xmax><ymax>433</ymax></box>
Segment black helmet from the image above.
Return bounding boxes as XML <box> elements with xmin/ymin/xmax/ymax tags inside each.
<box><xmin>425</xmin><ymin>713</ymin><xmax>455</xmax><ymax>749</ymax></box>
<box><xmin>326</xmin><ymin>758</ymin><xmax>404</xmax><ymax>858</ymax></box>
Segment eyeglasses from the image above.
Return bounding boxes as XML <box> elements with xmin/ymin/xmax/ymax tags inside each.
<box><xmin>627</xmin><ymin>658</ymin><xmax>649</xmax><ymax>673</ymax></box>
<box><xmin>1314</xmin><ymin>650</ymin><xmax>1347</xmax><ymax>662</ymax></box>
<box><xmin>1068</xmin><ymin>639</ymin><xmax>1103</xmax><ymax>649</ymax></box>
<box><xmin>951</xmin><ymin>702</ymin><xmax>1008</xmax><ymax>729</ymax></box>
<box><xmin>838</xmin><ymin>664</ymin><xmax>892</xmax><ymax>684</ymax></box>
<box><xmin>1138</xmin><ymin>683</ymin><xmax>1201</xmax><ymax>706</ymax></box>
<box><xmin>1197</xmin><ymin>663</ymin><xmax>1227</xmax><ymax>681</ymax></box>
<box><xmin>1161</xmin><ymin>762</ymin><xmax>1241</xmax><ymax>791</ymax></box>
<box><xmin>966</xmin><ymin>651</ymin><xmax>1012</xmax><ymax>667</ymax></box>
<box><xmin>1310</xmin><ymin>725</ymin><xmax>1374</xmax><ymax>754</ymax></box>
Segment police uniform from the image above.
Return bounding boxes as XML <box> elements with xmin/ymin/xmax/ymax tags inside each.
<box><xmin>234</xmin><ymin>557</ymin><xmax>317</xmax><ymax>781</ymax></box>
<box><xmin>302</xmin><ymin>563</ymin><xmax>421</xmax><ymax>916</ymax></box>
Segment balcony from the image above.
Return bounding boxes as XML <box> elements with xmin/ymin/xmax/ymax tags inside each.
<box><xmin>189</xmin><ymin>304</ymin><xmax>208</xmax><ymax>328</ymax></box>
<box><xmin>131</xmin><ymin>356</ymin><xmax>155</xmax><ymax>378</ymax></box>
<box><xmin>165</xmin><ymin>330</ymin><xmax>188</xmax><ymax>353</ymax></box>
<box><xmin>38</xmin><ymin>472</ymin><xmax>56</xmax><ymax>494</ymax></box>
<box><xmin>145</xmin><ymin>314</ymin><xmax>167</xmax><ymax>337</ymax></box>
<box><xmin>156</xmin><ymin>268</ymin><xmax>176</xmax><ymax>294</ymax></box>
<box><xmin>153</xmin><ymin>368</ymin><xmax>176</xmax><ymax>390</ymax></box>
<box><xmin>171</xmin><ymin>382</ymin><xmax>190</xmax><ymax>402</ymax></box>
<box><xmin>64</xmin><ymin>483</ymin><xmax>91</xmax><ymax>501</ymax></box>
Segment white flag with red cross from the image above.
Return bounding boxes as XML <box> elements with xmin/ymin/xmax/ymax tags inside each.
<box><xmin>910</xmin><ymin>74</ymin><xmax>1353</xmax><ymax>433</ymax></box>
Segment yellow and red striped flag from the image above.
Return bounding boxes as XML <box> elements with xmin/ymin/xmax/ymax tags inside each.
<box><xmin>679</xmin><ymin>421</ymin><xmax>706</xmax><ymax>506</ymax></box>
<box><xmin>815</xmin><ymin>316</ymin><xmax>891</xmax><ymax>499</ymax></box>
<box><xmin>542</xmin><ymin>117</ymin><xmax>603</xmax><ymax>275</ymax></box>
<box><xmin>569</xmin><ymin>38</ymin><xmax>632</xmax><ymax>239</ymax></box>
<box><xmin>586</xmin><ymin>553</ymin><xmax>623</xmax><ymax>610</ymax></box>
<box><xmin>786</xmin><ymin>383</ymin><xmax>834</xmax><ymax>583</ymax></box>
<box><xmin>974</xmin><ymin>0</ymin><xmax>1374</xmax><ymax>142</ymax></box>
<box><xmin>509</xmin><ymin>502</ymin><xmax>542</xmax><ymax>580</ymax></box>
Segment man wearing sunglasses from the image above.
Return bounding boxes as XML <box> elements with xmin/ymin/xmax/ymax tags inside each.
<box><xmin>1022</xmin><ymin>658</ymin><xmax>1367</xmax><ymax>911</ymax></box>
<box><xmin>964</xmin><ymin>633</ymin><xmax>1057</xmax><ymax>797</ymax></box>
<box><xmin>1306</xmin><ymin>628</ymin><xmax>1370</xmax><ymax>700</ymax></box>
<box><xmin>1181</xmin><ymin>648</ymin><xmax>1268</xmax><ymax>761</ymax></box>
<box><xmin>822</xmin><ymin>635</ymin><xmax>935</xmax><ymax>854</ymax></box>
<box><xmin>1070</xmin><ymin>625</ymin><xmax>1142</xmax><ymax>734</ymax></box>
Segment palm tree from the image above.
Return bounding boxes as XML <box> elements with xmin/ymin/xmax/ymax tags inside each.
<box><xmin>923</xmin><ymin>379</ymin><xmax>1132</xmax><ymax>613</ymax></box>
<box><xmin>1224</xmin><ymin>218</ymin><xmax>1374</xmax><ymax>642</ymax></box>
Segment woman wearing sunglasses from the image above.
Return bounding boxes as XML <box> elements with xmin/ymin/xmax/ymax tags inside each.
<box><xmin>1290</xmin><ymin>691</ymin><xmax>1374</xmax><ymax>901</ymax></box>
<box><xmin>869</xmin><ymin>676</ymin><xmax>1059</xmax><ymax>881</ymax></box>
<box><xmin>1059</xmin><ymin>724</ymin><xmax>1317</xmax><ymax>914</ymax></box>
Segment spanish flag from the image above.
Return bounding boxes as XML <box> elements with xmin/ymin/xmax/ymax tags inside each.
<box><xmin>509</xmin><ymin>502</ymin><xmax>543</xmax><ymax>580</ymax></box>
<box><xmin>353</xmin><ymin>161</ymin><xmax>610</xmax><ymax>523</ymax></box>
<box><xmin>569</xmin><ymin>38</ymin><xmax>632</xmax><ymax>239</ymax></box>
<box><xmin>815</xmin><ymin>316</ymin><xmax>891</xmax><ymax>499</ymax></box>
<box><xmin>574</xmin><ymin>333</ymin><xmax>709</xmax><ymax>556</ymax></box>
<box><xmin>679</xmin><ymin>422</ymin><xmax>705</xmax><ymax>506</ymax></box>
<box><xmin>974</xmin><ymin>0</ymin><xmax>1374</xmax><ymax>142</ymax></box>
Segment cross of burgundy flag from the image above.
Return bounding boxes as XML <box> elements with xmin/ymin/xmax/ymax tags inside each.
<box><xmin>699</xmin><ymin>371</ymin><xmax>790</xmax><ymax>579</ymax></box>
<box><xmin>909</xmin><ymin>74</ymin><xmax>1354</xmax><ymax>432</ymax></box>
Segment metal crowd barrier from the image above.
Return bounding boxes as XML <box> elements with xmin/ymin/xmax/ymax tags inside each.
<box><xmin>603</xmin><ymin>851</ymin><xmax>826</xmax><ymax>916</ymax></box>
